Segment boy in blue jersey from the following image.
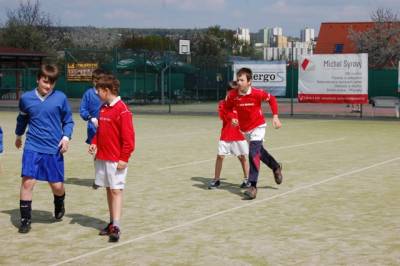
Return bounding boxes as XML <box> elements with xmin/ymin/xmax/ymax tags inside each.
<box><xmin>15</xmin><ymin>64</ymin><xmax>74</xmax><ymax>234</ymax></box>
<box><xmin>79</xmin><ymin>69</ymin><xmax>104</xmax><ymax>144</ymax></box>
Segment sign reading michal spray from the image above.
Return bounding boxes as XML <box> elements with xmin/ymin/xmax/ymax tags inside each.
<box><xmin>298</xmin><ymin>54</ymin><xmax>368</xmax><ymax>104</ymax></box>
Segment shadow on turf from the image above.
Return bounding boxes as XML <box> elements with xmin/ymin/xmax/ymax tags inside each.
<box><xmin>64</xmin><ymin>177</ymin><xmax>94</xmax><ymax>187</ymax></box>
<box><xmin>191</xmin><ymin>176</ymin><xmax>278</xmax><ymax>198</ymax></box>
<box><xmin>66</xmin><ymin>213</ymin><xmax>107</xmax><ymax>231</ymax></box>
<box><xmin>2</xmin><ymin>209</ymin><xmax>58</xmax><ymax>229</ymax></box>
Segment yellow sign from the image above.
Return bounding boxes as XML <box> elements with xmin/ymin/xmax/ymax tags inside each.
<box><xmin>67</xmin><ymin>63</ymin><xmax>98</xmax><ymax>82</ymax></box>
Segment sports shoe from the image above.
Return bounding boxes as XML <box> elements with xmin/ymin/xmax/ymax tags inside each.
<box><xmin>54</xmin><ymin>202</ymin><xmax>65</xmax><ymax>220</ymax></box>
<box><xmin>109</xmin><ymin>226</ymin><xmax>120</xmax><ymax>242</ymax></box>
<box><xmin>273</xmin><ymin>163</ymin><xmax>283</xmax><ymax>185</ymax></box>
<box><xmin>92</xmin><ymin>181</ymin><xmax>100</xmax><ymax>190</ymax></box>
<box><xmin>208</xmin><ymin>179</ymin><xmax>220</xmax><ymax>189</ymax></box>
<box><xmin>240</xmin><ymin>179</ymin><xmax>251</xmax><ymax>188</ymax></box>
<box><xmin>243</xmin><ymin>186</ymin><xmax>257</xmax><ymax>200</ymax></box>
<box><xmin>18</xmin><ymin>219</ymin><xmax>31</xmax><ymax>234</ymax></box>
<box><xmin>99</xmin><ymin>223</ymin><xmax>113</xmax><ymax>236</ymax></box>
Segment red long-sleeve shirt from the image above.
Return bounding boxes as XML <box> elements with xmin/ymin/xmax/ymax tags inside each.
<box><xmin>225</xmin><ymin>87</ymin><xmax>278</xmax><ymax>132</ymax></box>
<box><xmin>218</xmin><ymin>100</ymin><xmax>245</xmax><ymax>141</ymax></box>
<box><xmin>92</xmin><ymin>98</ymin><xmax>135</xmax><ymax>162</ymax></box>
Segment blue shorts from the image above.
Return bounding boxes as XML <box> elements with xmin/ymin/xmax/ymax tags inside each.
<box><xmin>21</xmin><ymin>149</ymin><xmax>64</xmax><ymax>182</ymax></box>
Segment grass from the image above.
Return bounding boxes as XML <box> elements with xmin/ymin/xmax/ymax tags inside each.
<box><xmin>0</xmin><ymin>111</ymin><xmax>399</xmax><ymax>265</ymax></box>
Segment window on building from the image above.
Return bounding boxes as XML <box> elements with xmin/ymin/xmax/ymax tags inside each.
<box><xmin>334</xmin><ymin>44</ymin><xmax>344</xmax><ymax>53</ymax></box>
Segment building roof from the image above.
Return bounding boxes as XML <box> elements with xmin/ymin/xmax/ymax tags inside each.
<box><xmin>0</xmin><ymin>47</ymin><xmax>47</xmax><ymax>57</ymax></box>
<box><xmin>314</xmin><ymin>22</ymin><xmax>374</xmax><ymax>54</ymax></box>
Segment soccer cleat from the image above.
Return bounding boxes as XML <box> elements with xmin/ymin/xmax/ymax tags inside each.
<box><xmin>243</xmin><ymin>186</ymin><xmax>257</xmax><ymax>200</ymax></box>
<box><xmin>240</xmin><ymin>179</ymin><xmax>251</xmax><ymax>188</ymax></box>
<box><xmin>208</xmin><ymin>179</ymin><xmax>220</xmax><ymax>189</ymax></box>
<box><xmin>109</xmin><ymin>226</ymin><xmax>120</xmax><ymax>242</ymax></box>
<box><xmin>273</xmin><ymin>163</ymin><xmax>283</xmax><ymax>185</ymax></box>
<box><xmin>99</xmin><ymin>223</ymin><xmax>113</xmax><ymax>236</ymax></box>
<box><xmin>18</xmin><ymin>219</ymin><xmax>31</xmax><ymax>234</ymax></box>
<box><xmin>54</xmin><ymin>202</ymin><xmax>65</xmax><ymax>220</ymax></box>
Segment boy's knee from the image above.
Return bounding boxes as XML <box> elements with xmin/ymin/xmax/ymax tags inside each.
<box><xmin>216</xmin><ymin>155</ymin><xmax>225</xmax><ymax>160</ymax></box>
<box><xmin>237</xmin><ymin>155</ymin><xmax>246</xmax><ymax>161</ymax></box>
<box><xmin>21</xmin><ymin>178</ymin><xmax>35</xmax><ymax>191</ymax></box>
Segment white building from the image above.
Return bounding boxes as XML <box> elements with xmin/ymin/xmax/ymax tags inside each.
<box><xmin>300</xmin><ymin>28</ymin><xmax>315</xmax><ymax>43</ymax></box>
<box><xmin>235</xmin><ymin>28</ymin><xmax>251</xmax><ymax>44</ymax></box>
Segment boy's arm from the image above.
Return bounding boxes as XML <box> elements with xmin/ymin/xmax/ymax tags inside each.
<box><xmin>119</xmin><ymin>111</ymin><xmax>135</xmax><ymax>163</ymax></box>
<box><xmin>15</xmin><ymin>97</ymin><xmax>29</xmax><ymax>148</ymax></box>
<box><xmin>61</xmin><ymin>97</ymin><xmax>74</xmax><ymax>140</ymax></box>
<box><xmin>263</xmin><ymin>92</ymin><xmax>281</xmax><ymax>129</ymax></box>
<box><xmin>79</xmin><ymin>91</ymin><xmax>91</xmax><ymax>121</ymax></box>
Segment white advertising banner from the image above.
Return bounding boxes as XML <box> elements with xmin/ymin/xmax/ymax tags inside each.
<box><xmin>298</xmin><ymin>53</ymin><xmax>368</xmax><ymax>103</ymax></box>
<box><xmin>233</xmin><ymin>61</ymin><xmax>286</xmax><ymax>96</ymax></box>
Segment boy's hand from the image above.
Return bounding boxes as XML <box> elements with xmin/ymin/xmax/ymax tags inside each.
<box><xmin>58</xmin><ymin>137</ymin><xmax>69</xmax><ymax>154</ymax></box>
<box><xmin>90</xmin><ymin>117</ymin><xmax>98</xmax><ymax>128</ymax></box>
<box><xmin>272</xmin><ymin>115</ymin><xmax>282</xmax><ymax>129</ymax></box>
<box><xmin>117</xmin><ymin>160</ymin><xmax>128</xmax><ymax>170</ymax></box>
<box><xmin>88</xmin><ymin>144</ymin><xmax>97</xmax><ymax>155</ymax></box>
<box><xmin>15</xmin><ymin>136</ymin><xmax>23</xmax><ymax>149</ymax></box>
<box><xmin>231</xmin><ymin>118</ymin><xmax>239</xmax><ymax>127</ymax></box>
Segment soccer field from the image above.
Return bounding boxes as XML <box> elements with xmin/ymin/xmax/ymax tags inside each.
<box><xmin>0</xmin><ymin>111</ymin><xmax>399</xmax><ymax>265</ymax></box>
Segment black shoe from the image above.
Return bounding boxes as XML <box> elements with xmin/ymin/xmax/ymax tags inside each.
<box><xmin>54</xmin><ymin>202</ymin><xmax>65</xmax><ymax>220</ymax></box>
<box><xmin>109</xmin><ymin>226</ymin><xmax>120</xmax><ymax>242</ymax></box>
<box><xmin>240</xmin><ymin>179</ymin><xmax>251</xmax><ymax>188</ymax></box>
<box><xmin>273</xmin><ymin>163</ymin><xmax>283</xmax><ymax>185</ymax></box>
<box><xmin>99</xmin><ymin>223</ymin><xmax>113</xmax><ymax>236</ymax></box>
<box><xmin>92</xmin><ymin>181</ymin><xmax>100</xmax><ymax>190</ymax></box>
<box><xmin>208</xmin><ymin>180</ymin><xmax>220</xmax><ymax>189</ymax></box>
<box><xmin>18</xmin><ymin>219</ymin><xmax>31</xmax><ymax>234</ymax></box>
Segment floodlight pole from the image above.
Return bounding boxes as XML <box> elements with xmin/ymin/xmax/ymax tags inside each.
<box><xmin>291</xmin><ymin>41</ymin><xmax>294</xmax><ymax>116</ymax></box>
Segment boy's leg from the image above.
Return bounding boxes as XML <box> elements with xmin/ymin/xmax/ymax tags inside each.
<box><xmin>99</xmin><ymin>187</ymin><xmax>114</xmax><ymax>236</ymax></box>
<box><xmin>238</xmin><ymin>155</ymin><xmax>250</xmax><ymax>188</ymax></box>
<box><xmin>19</xmin><ymin>177</ymin><xmax>36</xmax><ymax>233</ymax></box>
<box><xmin>244</xmin><ymin>140</ymin><xmax>263</xmax><ymax>199</ymax></box>
<box><xmin>209</xmin><ymin>155</ymin><xmax>224</xmax><ymax>189</ymax></box>
<box><xmin>260</xmin><ymin>146</ymin><xmax>283</xmax><ymax>184</ymax></box>
<box><xmin>49</xmin><ymin>182</ymin><xmax>65</xmax><ymax>220</ymax></box>
<box><xmin>109</xmin><ymin>189</ymin><xmax>123</xmax><ymax>242</ymax></box>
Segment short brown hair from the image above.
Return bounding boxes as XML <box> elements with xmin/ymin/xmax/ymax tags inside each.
<box><xmin>236</xmin><ymin>67</ymin><xmax>252</xmax><ymax>81</ymax></box>
<box><xmin>37</xmin><ymin>64</ymin><xmax>59</xmax><ymax>84</ymax></box>
<box><xmin>96</xmin><ymin>74</ymin><xmax>120</xmax><ymax>95</ymax></box>
<box><xmin>92</xmin><ymin>68</ymin><xmax>105</xmax><ymax>81</ymax></box>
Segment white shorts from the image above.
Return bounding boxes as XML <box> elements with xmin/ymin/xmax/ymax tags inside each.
<box><xmin>244</xmin><ymin>124</ymin><xmax>266</xmax><ymax>142</ymax></box>
<box><xmin>218</xmin><ymin>140</ymin><xmax>249</xmax><ymax>156</ymax></box>
<box><xmin>94</xmin><ymin>159</ymin><xmax>127</xmax><ymax>189</ymax></box>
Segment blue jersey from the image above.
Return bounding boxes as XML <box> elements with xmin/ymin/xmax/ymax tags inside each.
<box><xmin>79</xmin><ymin>87</ymin><xmax>102</xmax><ymax>144</ymax></box>
<box><xmin>15</xmin><ymin>89</ymin><xmax>74</xmax><ymax>155</ymax></box>
<box><xmin>0</xmin><ymin>126</ymin><xmax>3</xmax><ymax>153</ymax></box>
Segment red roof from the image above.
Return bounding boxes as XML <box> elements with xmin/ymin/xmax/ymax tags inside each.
<box><xmin>0</xmin><ymin>47</ymin><xmax>47</xmax><ymax>57</ymax></box>
<box><xmin>315</xmin><ymin>22</ymin><xmax>374</xmax><ymax>54</ymax></box>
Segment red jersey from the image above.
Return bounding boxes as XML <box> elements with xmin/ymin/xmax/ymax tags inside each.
<box><xmin>92</xmin><ymin>97</ymin><xmax>135</xmax><ymax>162</ymax></box>
<box><xmin>225</xmin><ymin>87</ymin><xmax>278</xmax><ymax>132</ymax></box>
<box><xmin>218</xmin><ymin>100</ymin><xmax>245</xmax><ymax>141</ymax></box>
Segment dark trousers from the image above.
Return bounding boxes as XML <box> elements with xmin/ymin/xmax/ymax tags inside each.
<box><xmin>248</xmin><ymin>141</ymin><xmax>279</xmax><ymax>183</ymax></box>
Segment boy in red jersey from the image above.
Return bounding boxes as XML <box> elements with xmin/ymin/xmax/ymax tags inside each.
<box><xmin>208</xmin><ymin>81</ymin><xmax>249</xmax><ymax>189</ymax></box>
<box><xmin>225</xmin><ymin>68</ymin><xmax>283</xmax><ymax>200</ymax></box>
<box><xmin>88</xmin><ymin>74</ymin><xmax>135</xmax><ymax>242</ymax></box>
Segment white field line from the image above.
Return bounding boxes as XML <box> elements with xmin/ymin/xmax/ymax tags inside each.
<box><xmin>51</xmin><ymin>156</ymin><xmax>400</xmax><ymax>266</ymax></box>
<box><xmin>157</xmin><ymin>137</ymin><xmax>346</xmax><ymax>170</ymax></box>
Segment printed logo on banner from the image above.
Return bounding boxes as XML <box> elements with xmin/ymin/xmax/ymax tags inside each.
<box><xmin>301</xmin><ymin>58</ymin><xmax>315</xmax><ymax>71</ymax></box>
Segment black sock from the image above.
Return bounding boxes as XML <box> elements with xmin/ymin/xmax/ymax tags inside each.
<box><xmin>20</xmin><ymin>200</ymin><xmax>32</xmax><ymax>221</ymax></box>
<box><xmin>250</xmin><ymin>181</ymin><xmax>257</xmax><ymax>188</ymax></box>
<box><xmin>54</xmin><ymin>193</ymin><xmax>65</xmax><ymax>208</ymax></box>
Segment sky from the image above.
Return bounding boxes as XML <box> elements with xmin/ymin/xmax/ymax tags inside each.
<box><xmin>0</xmin><ymin>0</ymin><xmax>400</xmax><ymax>37</ymax></box>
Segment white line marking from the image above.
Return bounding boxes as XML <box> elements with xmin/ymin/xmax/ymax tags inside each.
<box><xmin>158</xmin><ymin>138</ymin><xmax>346</xmax><ymax>170</ymax></box>
<box><xmin>51</xmin><ymin>156</ymin><xmax>400</xmax><ymax>266</ymax></box>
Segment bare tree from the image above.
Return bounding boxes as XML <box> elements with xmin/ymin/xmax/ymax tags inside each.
<box><xmin>0</xmin><ymin>0</ymin><xmax>53</xmax><ymax>51</ymax></box>
<box><xmin>349</xmin><ymin>8</ymin><xmax>400</xmax><ymax>68</ymax></box>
